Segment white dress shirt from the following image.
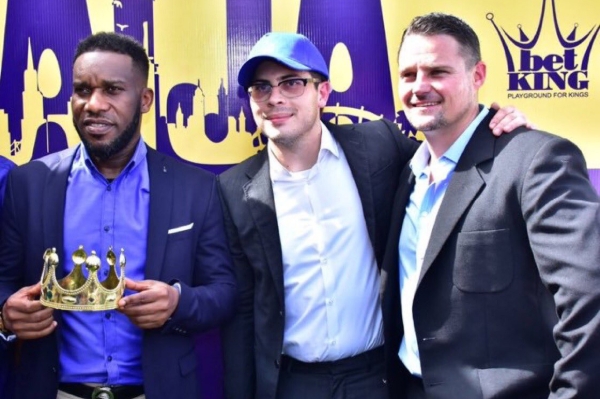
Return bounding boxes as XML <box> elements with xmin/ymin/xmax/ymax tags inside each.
<box><xmin>398</xmin><ymin>107</ymin><xmax>489</xmax><ymax>376</ymax></box>
<box><xmin>269</xmin><ymin>122</ymin><xmax>384</xmax><ymax>362</ymax></box>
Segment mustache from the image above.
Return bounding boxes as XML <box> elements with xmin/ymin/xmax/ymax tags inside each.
<box><xmin>262</xmin><ymin>107</ymin><xmax>295</xmax><ymax>119</ymax></box>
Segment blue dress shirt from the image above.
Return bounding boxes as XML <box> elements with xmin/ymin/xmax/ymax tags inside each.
<box><xmin>60</xmin><ymin>139</ymin><xmax>149</xmax><ymax>385</ymax></box>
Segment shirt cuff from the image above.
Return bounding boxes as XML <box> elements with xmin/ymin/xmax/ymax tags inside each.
<box><xmin>0</xmin><ymin>331</ymin><xmax>16</xmax><ymax>342</ymax></box>
<box><xmin>172</xmin><ymin>282</ymin><xmax>182</xmax><ymax>296</ymax></box>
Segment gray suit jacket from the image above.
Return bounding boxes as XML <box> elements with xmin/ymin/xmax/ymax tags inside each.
<box><xmin>382</xmin><ymin>111</ymin><xmax>600</xmax><ymax>399</ymax></box>
<box><xmin>0</xmin><ymin>144</ymin><xmax>236</xmax><ymax>399</ymax></box>
<box><xmin>218</xmin><ymin>120</ymin><xmax>418</xmax><ymax>399</ymax></box>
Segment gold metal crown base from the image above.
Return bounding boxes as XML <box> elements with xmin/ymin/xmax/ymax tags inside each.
<box><xmin>39</xmin><ymin>246</ymin><xmax>126</xmax><ymax>311</ymax></box>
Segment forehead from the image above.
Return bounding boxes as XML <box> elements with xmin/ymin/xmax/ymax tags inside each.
<box><xmin>398</xmin><ymin>34</ymin><xmax>463</xmax><ymax>68</ymax></box>
<box><xmin>73</xmin><ymin>51</ymin><xmax>137</xmax><ymax>82</ymax></box>
<box><xmin>252</xmin><ymin>60</ymin><xmax>311</xmax><ymax>81</ymax></box>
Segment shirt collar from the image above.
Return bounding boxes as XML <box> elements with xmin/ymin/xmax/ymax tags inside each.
<box><xmin>410</xmin><ymin>105</ymin><xmax>489</xmax><ymax>178</ymax></box>
<box><xmin>268</xmin><ymin>121</ymin><xmax>339</xmax><ymax>179</ymax></box>
<box><xmin>72</xmin><ymin>138</ymin><xmax>148</xmax><ymax>180</ymax></box>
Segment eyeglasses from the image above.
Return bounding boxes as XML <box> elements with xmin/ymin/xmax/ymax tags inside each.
<box><xmin>247</xmin><ymin>78</ymin><xmax>323</xmax><ymax>102</ymax></box>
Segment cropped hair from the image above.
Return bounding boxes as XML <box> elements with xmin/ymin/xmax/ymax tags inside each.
<box><xmin>74</xmin><ymin>32</ymin><xmax>150</xmax><ymax>81</ymax></box>
<box><xmin>399</xmin><ymin>12</ymin><xmax>482</xmax><ymax>68</ymax></box>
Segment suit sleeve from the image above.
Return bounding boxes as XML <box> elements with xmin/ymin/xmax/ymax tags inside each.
<box><xmin>217</xmin><ymin>176</ymin><xmax>257</xmax><ymax>399</ymax></box>
<box><xmin>165</xmin><ymin>176</ymin><xmax>237</xmax><ymax>332</ymax></box>
<box><xmin>380</xmin><ymin>118</ymin><xmax>419</xmax><ymax>165</ymax></box>
<box><xmin>520</xmin><ymin>136</ymin><xmax>600</xmax><ymax>398</ymax></box>
<box><xmin>0</xmin><ymin>169</ymin><xmax>25</xmax><ymax>306</ymax></box>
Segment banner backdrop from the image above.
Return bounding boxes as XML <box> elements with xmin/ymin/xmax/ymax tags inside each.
<box><xmin>0</xmin><ymin>0</ymin><xmax>597</xmax><ymax>396</ymax></box>
<box><xmin>0</xmin><ymin>0</ymin><xmax>598</xmax><ymax>182</ymax></box>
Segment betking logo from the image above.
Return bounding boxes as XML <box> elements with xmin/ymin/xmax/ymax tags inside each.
<box><xmin>487</xmin><ymin>0</ymin><xmax>598</xmax><ymax>96</ymax></box>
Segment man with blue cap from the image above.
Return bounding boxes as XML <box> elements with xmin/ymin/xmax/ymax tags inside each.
<box><xmin>218</xmin><ymin>32</ymin><xmax>528</xmax><ymax>399</ymax></box>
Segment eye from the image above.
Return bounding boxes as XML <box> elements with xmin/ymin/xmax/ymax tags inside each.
<box><xmin>106</xmin><ymin>86</ymin><xmax>123</xmax><ymax>94</ymax></box>
<box><xmin>400</xmin><ymin>72</ymin><xmax>416</xmax><ymax>81</ymax></box>
<box><xmin>252</xmin><ymin>83</ymin><xmax>271</xmax><ymax>93</ymax></box>
<box><xmin>282</xmin><ymin>79</ymin><xmax>304</xmax><ymax>87</ymax></box>
<box><xmin>73</xmin><ymin>86</ymin><xmax>91</xmax><ymax>95</ymax></box>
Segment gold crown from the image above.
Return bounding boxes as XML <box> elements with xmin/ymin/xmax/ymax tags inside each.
<box><xmin>40</xmin><ymin>246</ymin><xmax>126</xmax><ymax>311</ymax></box>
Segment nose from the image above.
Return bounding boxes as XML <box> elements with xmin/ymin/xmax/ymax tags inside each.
<box><xmin>413</xmin><ymin>72</ymin><xmax>431</xmax><ymax>95</ymax></box>
<box><xmin>267</xmin><ymin>85</ymin><xmax>286</xmax><ymax>104</ymax></box>
<box><xmin>85</xmin><ymin>89</ymin><xmax>110</xmax><ymax>113</ymax></box>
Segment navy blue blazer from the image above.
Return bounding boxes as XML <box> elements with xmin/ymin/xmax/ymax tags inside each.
<box><xmin>0</xmin><ymin>144</ymin><xmax>236</xmax><ymax>399</ymax></box>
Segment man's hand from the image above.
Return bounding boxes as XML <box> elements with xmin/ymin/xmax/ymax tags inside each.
<box><xmin>2</xmin><ymin>283</ymin><xmax>56</xmax><ymax>339</ymax></box>
<box><xmin>489</xmin><ymin>102</ymin><xmax>537</xmax><ymax>136</ymax></box>
<box><xmin>117</xmin><ymin>278</ymin><xmax>180</xmax><ymax>329</ymax></box>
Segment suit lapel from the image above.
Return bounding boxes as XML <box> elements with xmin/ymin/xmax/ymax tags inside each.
<box><xmin>244</xmin><ymin>150</ymin><xmax>285</xmax><ymax>307</ymax></box>
<box><xmin>42</xmin><ymin>148</ymin><xmax>77</xmax><ymax>279</ymax></box>
<box><xmin>419</xmin><ymin>120</ymin><xmax>496</xmax><ymax>283</ymax></box>
<box><xmin>382</xmin><ymin>164</ymin><xmax>414</xmax><ymax>333</ymax></box>
<box><xmin>385</xmin><ymin>164</ymin><xmax>415</xmax><ymax>274</ymax></box>
<box><xmin>145</xmin><ymin>148</ymin><xmax>172</xmax><ymax>281</ymax></box>
<box><xmin>329</xmin><ymin>123</ymin><xmax>378</xmax><ymax>251</ymax></box>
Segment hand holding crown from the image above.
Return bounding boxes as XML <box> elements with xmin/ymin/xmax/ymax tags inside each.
<box><xmin>1</xmin><ymin>282</ymin><xmax>56</xmax><ymax>340</ymax></box>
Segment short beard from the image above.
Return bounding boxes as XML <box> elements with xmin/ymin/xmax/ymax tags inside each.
<box><xmin>416</xmin><ymin>116</ymin><xmax>448</xmax><ymax>132</ymax></box>
<box><xmin>75</xmin><ymin>104</ymin><xmax>141</xmax><ymax>161</ymax></box>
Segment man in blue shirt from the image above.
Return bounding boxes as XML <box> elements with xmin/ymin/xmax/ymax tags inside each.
<box><xmin>0</xmin><ymin>32</ymin><xmax>236</xmax><ymax>399</ymax></box>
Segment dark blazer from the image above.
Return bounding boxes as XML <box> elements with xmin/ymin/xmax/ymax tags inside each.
<box><xmin>218</xmin><ymin>119</ymin><xmax>418</xmax><ymax>399</ymax></box>
<box><xmin>0</xmin><ymin>145</ymin><xmax>237</xmax><ymax>399</ymax></box>
<box><xmin>382</xmin><ymin>111</ymin><xmax>600</xmax><ymax>399</ymax></box>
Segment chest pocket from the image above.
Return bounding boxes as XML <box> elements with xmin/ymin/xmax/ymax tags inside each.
<box><xmin>453</xmin><ymin>229</ymin><xmax>513</xmax><ymax>293</ymax></box>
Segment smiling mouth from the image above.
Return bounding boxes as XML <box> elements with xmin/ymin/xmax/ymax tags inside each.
<box><xmin>83</xmin><ymin>121</ymin><xmax>115</xmax><ymax>135</ymax></box>
<box><xmin>265</xmin><ymin>113</ymin><xmax>292</xmax><ymax>124</ymax></box>
<box><xmin>412</xmin><ymin>101</ymin><xmax>441</xmax><ymax>108</ymax></box>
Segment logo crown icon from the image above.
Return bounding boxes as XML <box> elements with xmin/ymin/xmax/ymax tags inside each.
<box><xmin>487</xmin><ymin>0</ymin><xmax>600</xmax><ymax>73</ymax></box>
<box><xmin>40</xmin><ymin>246</ymin><xmax>126</xmax><ymax>311</ymax></box>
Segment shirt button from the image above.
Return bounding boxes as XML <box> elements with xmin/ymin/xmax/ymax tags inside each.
<box><xmin>104</xmin><ymin>225</ymin><xmax>110</xmax><ymax>232</ymax></box>
<box><xmin>107</xmin><ymin>356</ymin><xmax>113</xmax><ymax>362</ymax></box>
<box><xmin>106</xmin><ymin>185</ymin><xmax>112</xmax><ymax>192</ymax></box>
<box><xmin>326</xmin><ymin>298</ymin><xmax>333</xmax><ymax>305</ymax></box>
<box><xmin>321</xmin><ymin>258</ymin><xmax>327</xmax><ymax>264</ymax></box>
<box><xmin>105</xmin><ymin>313</ymin><xmax>111</xmax><ymax>319</ymax></box>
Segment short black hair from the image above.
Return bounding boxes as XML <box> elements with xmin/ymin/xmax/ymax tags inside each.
<box><xmin>399</xmin><ymin>13</ymin><xmax>481</xmax><ymax>68</ymax></box>
<box><xmin>74</xmin><ymin>32</ymin><xmax>150</xmax><ymax>81</ymax></box>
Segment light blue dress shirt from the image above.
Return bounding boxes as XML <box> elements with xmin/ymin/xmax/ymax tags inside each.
<box><xmin>398</xmin><ymin>107</ymin><xmax>489</xmax><ymax>376</ymax></box>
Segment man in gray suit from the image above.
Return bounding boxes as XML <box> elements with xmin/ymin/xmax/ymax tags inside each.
<box><xmin>218</xmin><ymin>32</ymin><xmax>529</xmax><ymax>399</ymax></box>
<box><xmin>382</xmin><ymin>13</ymin><xmax>600</xmax><ymax>398</ymax></box>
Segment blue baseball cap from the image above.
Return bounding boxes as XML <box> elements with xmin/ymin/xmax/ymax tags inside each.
<box><xmin>237</xmin><ymin>32</ymin><xmax>330</xmax><ymax>88</ymax></box>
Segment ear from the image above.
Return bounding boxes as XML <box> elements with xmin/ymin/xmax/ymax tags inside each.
<box><xmin>472</xmin><ymin>61</ymin><xmax>486</xmax><ymax>89</ymax></box>
<box><xmin>317</xmin><ymin>81</ymin><xmax>332</xmax><ymax>109</ymax></box>
<box><xmin>140</xmin><ymin>87</ymin><xmax>154</xmax><ymax>114</ymax></box>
